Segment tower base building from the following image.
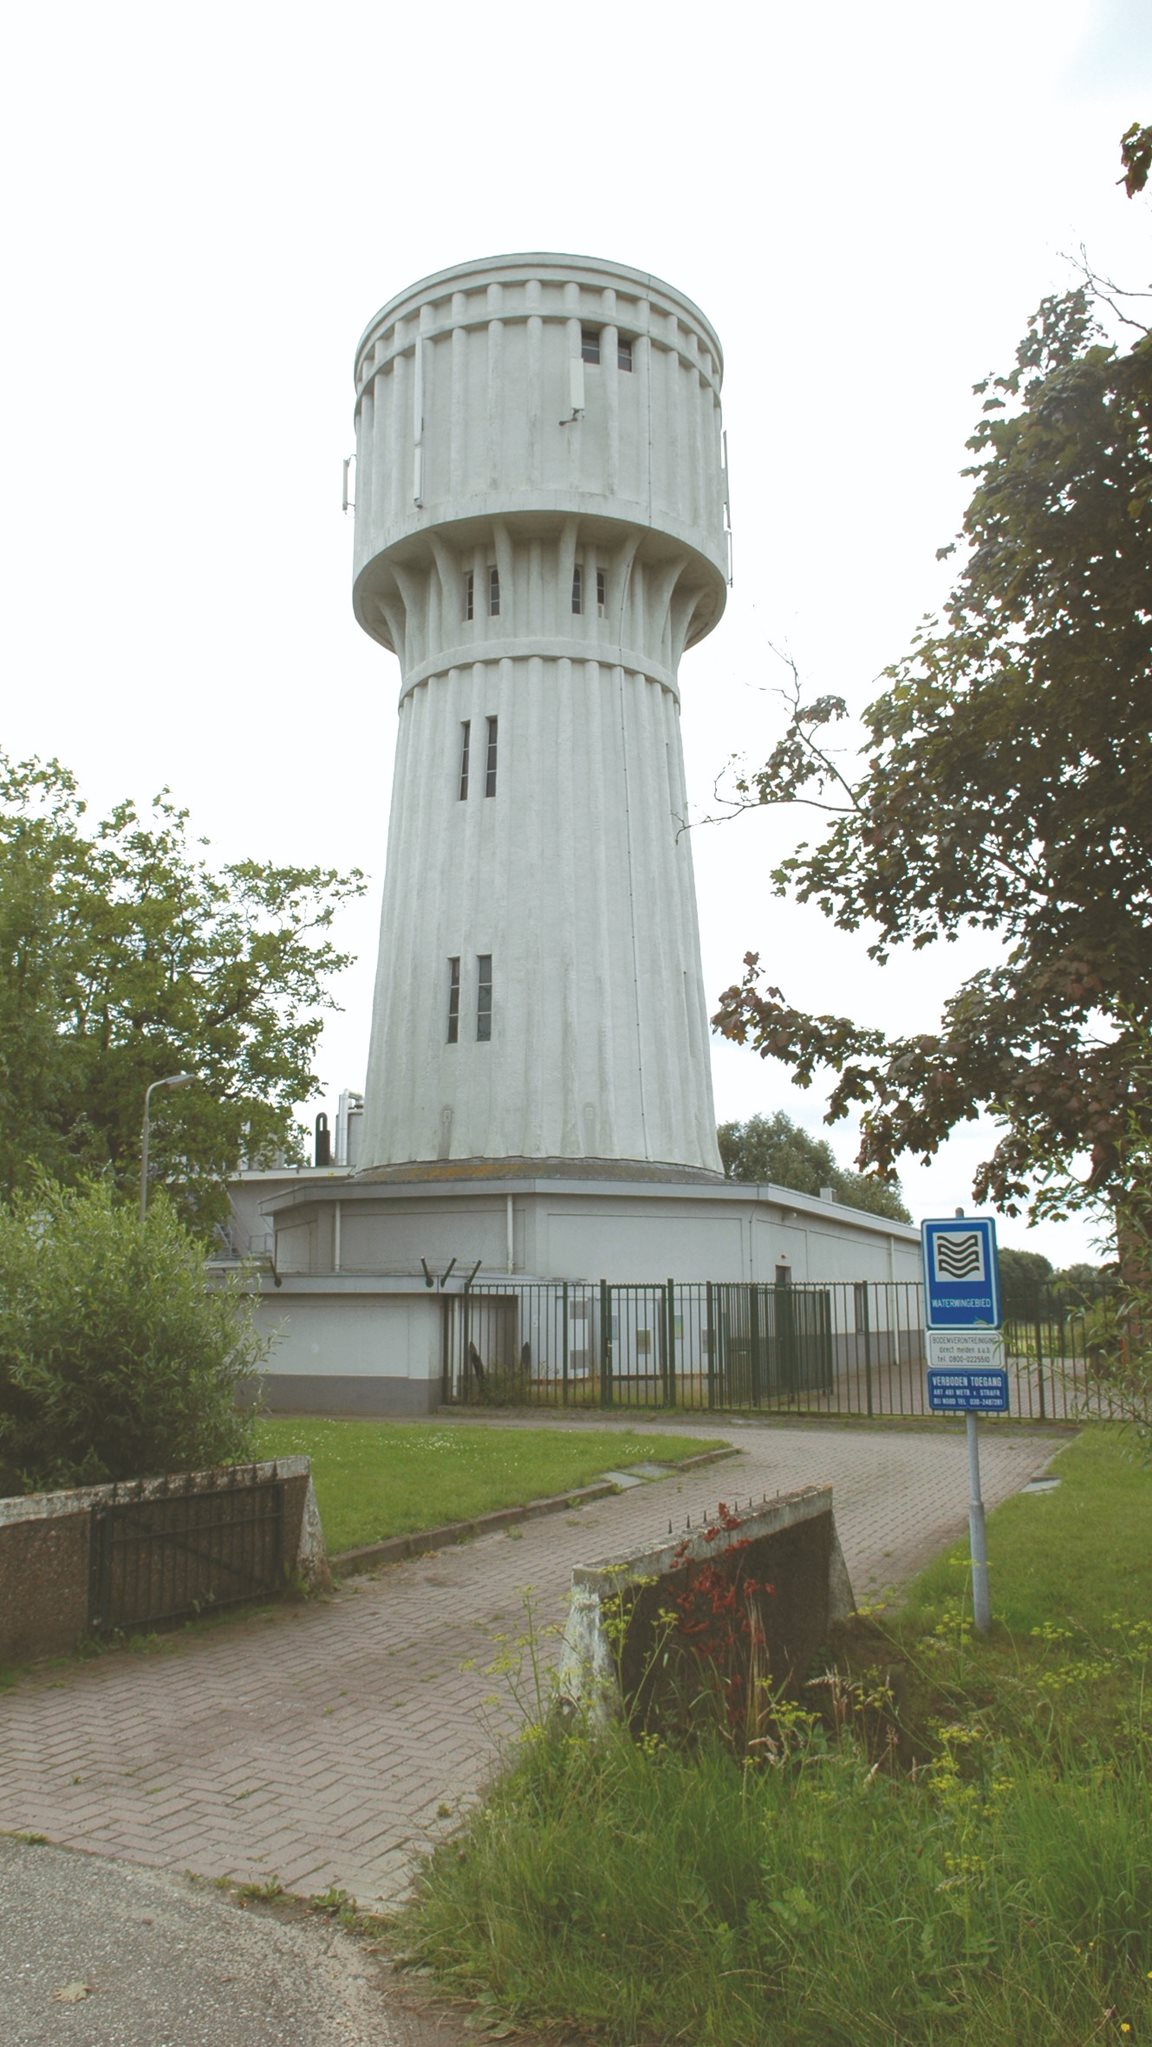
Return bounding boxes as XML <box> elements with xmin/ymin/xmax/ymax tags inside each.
<box><xmin>227</xmin><ymin>1164</ymin><xmax>920</xmax><ymax>1416</ymax></box>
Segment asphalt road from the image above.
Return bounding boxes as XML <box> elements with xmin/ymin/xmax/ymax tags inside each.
<box><xmin>0</xmin><ymin>1838</ymin><xmax>461</xmax><ymax>2047</ymax></box>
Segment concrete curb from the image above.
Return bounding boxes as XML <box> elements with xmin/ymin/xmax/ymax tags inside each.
<box><xmin>329</xmin><ymin>1445</ymin><xmax>741</xmax><ymax>1578</ymax></box>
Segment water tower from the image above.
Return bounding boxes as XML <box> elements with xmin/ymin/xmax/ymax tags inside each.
<box><xmin>351</xmin><ymin>254</ymin><xmax>731</xmax><ymax>1180</ymax></box>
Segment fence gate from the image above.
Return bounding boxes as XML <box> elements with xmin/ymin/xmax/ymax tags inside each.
<box><xmin>88</xmin><ymin>1473</ymin><xmax>285</xmax><ymax>1634</ymax></box>
<box><xmin>711</xmin><ymin>1282</ymin><xmax>834</xmax><ymax>1405</ymax></box>
<box><xmin>441</xmin><ymin>1277</ymin><xmax>1118</xmax><ymax>1420</ymax></box>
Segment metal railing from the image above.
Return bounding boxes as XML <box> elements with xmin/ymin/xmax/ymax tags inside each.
<box><xmin>441</xmin><ymin>1278</ymin><xmax>1119</xmax><ymax>1420</ymax></box>
<box><xmin>1000</xmin><ymin>1285</ymin><xmax>1125</xmax><ymax>1424</ymax></box>
<box><xmin>88</xmin><ymin>1469</ymin><xmax>286</xmax><ymax>1634</ymax></box>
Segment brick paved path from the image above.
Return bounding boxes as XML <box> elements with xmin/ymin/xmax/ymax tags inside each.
<box><xmin>0</xmin><ymin>1420</ymin><xmax>1064</xmax><ymax>1911</ymax></box>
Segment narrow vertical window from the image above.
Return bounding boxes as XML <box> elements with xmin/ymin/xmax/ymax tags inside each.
<box><xmin>617</xmin><ymin>335</ymin><xmax>633</xmax><ymax>371</ymax></box>
<box><xmin>488</xmin><ymin>566</ymin><xmax>500</xmax><ymax>617</ymax></box>
<box><xmin>596</xmin><ymin>568</ymin><xmax>607</xmax><ymax>616</ymax></box>
<box><xmin>476</xmin><ymin>955</ymin><xmax>492</xmax><ymax>1041</ymax></box>
<box><xmin>571</xmin><ymin>563</ymin><xmax>583</xmax><ymax>614</ymax></box>
<box><xmin>446</xmin><ymin>957</ymin><xmax>461</xmax><ymax>1043</ymax></box>
<box><xmin>485</xmin><ymin>715</ymin><xmax>498</xmax><ymax>797</ymax></box>
<box><xmin>580</xmin><ymin>328</ymin><xmax>600</xmax><ymax>365</ymax></box>
<box><xmin>464</xmin><ymin>570</ymin><xmax>474</xmax><ymax>621</ymax></box>
<box><xmin>458</xmin><ymin>721</ymin><xmax>470</xmax><ymax>800</ymax></box>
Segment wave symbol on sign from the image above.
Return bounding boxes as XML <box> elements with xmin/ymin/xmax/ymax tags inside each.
<box><xmin>936</xmin><ymin>1233</ymin><xmax>981</xmax><ymax>1277</ymax></box>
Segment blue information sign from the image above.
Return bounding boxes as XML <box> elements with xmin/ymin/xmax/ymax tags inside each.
<box><xmin>927</xmin><ymin>1369</ymin><xmax>1010</xmax><ymax>1414</ymax></box>
<box><xmin>921</xmin><ymin>1217</ymin><xmax>1001</xmax><ymax>1329</ymax></box>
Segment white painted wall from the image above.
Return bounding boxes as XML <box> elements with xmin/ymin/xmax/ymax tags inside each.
<box><xmin>338</xmin><ymin>1201</ymin><xmax>506</xmax><ymax>1275</ymax></box>
<box><xmin>255</xmin><ymin>1287</ymin><xmax>440</xmax><ymax>1382</ymax></box>
<box><xmin>224</xmin><ymin>1170</ymin><xmax>345</xmax><ymax>1260</ymax></box>
<box><xmin>251</xmin><ymin>1173</ymin><xmax>922</xmax><ymax>1289</ymax></box>
<box><xmin>529</xmin><ymin>1195</ymin><xmax>921</xmax><ymax>1287</ymax></box>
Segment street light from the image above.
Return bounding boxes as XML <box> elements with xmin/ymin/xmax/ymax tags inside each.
<box><xmin>140</xmin><ymin>1073</ymin><xmax>195</xmax><ymax>1219</ymax></box>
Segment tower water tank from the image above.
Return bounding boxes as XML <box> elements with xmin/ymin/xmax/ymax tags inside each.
<box><xmin>352</xmin><ymin>253</ymin><xmax>730</xmax><ymax>1179</ymax></box>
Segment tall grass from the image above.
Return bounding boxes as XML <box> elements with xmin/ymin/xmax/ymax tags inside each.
<box><xmin>410</xmin><ymin>1712</ymin><xmax>1152</xmax><ymax>2044</ymax></box>
<box><xmin>403</xmin><ymin>1428</ymin><xmax>1152</xmax><ymax>2044</ymax></box>
<box><xmin>900</xmin><ymin>1423</ymin><xmax>1152</xmax><ymax>1639</ymax></box>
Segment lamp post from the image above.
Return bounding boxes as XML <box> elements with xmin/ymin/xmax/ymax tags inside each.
<box><xmin>140</xmin><ymin>1073</ymin><xmax>194</xmax><ymax>1220</ymax></box>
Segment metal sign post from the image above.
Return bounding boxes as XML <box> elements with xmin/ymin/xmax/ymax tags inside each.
<box><xmin>921</xmin><ymin>1214</ymin><xmax>1004</xmax><ymax>1635</ymax></box>
<box><xmin>965</xmin><ymin>1413</ymin><xmax>991</xmax><ymax>1635</ymax></box>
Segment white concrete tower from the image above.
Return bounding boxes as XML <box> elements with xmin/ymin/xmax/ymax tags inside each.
<box><xmin>353</xmin><ymin>254</ymin><xmax>730</xmax><ymax>1181</ymax></box>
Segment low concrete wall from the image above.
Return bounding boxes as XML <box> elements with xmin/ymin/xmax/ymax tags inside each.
<box><xmin>0</xmin><ymin>1457</ymin><xmax>329</xmax><ymax>1664</ymax></box>
<box><xmin>556</xmin><ymin>1484</ymin><xmax>855</xmax><ymax>1722</ymax></box>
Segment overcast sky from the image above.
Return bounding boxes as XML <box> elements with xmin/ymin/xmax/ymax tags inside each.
<box><xmin>2</xmin><ymin>0</ymin><xmax>1148</xmax><ymax>1267</ymax></box>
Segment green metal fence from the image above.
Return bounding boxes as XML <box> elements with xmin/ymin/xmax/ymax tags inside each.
<box><xmin>441</xmin><ymin>1278</ymin><xmax>1117</xmax><ymax>1420</ymax></box>
<box><xmin>1000</xmin><ymin>1285</ymin><xmax>1120</xmax><ymax>1424</ymax></box>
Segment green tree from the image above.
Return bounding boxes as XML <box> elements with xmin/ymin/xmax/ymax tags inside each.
<box><xmin>717</xmin><ymin>1111</ymin><xmax>911</xmax><ymax>1221</ymax></box>
<box><xmin>997</xmin><ymin>1247</ymin><xmax>1054</xmax><ymax>1318</ymax></box>
<box><xmin>1051</xmin><ymin>1260</ymin><xmax>1115</xmax><ymax>1306</ymax></box>
<box><xmin>713</xmin><ymin>274</ymin><xmax>1152</xmax><ymax>1222</ymax></box>
<box><xmin>0</xmin><ymin>1180</ymin><xmax>265</xmax><ymax>1493</ymax></box>
<box><xmin>0</xmin><ymin>755</ymin><xmax>364</xmax><ymax>1226</ymax></box>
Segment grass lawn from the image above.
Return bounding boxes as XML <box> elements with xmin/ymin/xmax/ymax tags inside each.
<box><xmin>901</xmin><ymin>1420</ymin><xmax>1152</xmax><ymax>1636</ymax></box>
<box><xmin>254</xmin><ymin>1416</ymin><xmax>726</xmax><ymax>1555</ymax></box>
<box><xmin>402</xmin><ymin>1425</ymin><xmax>1152</xmax><ymax>2045</ymax></box>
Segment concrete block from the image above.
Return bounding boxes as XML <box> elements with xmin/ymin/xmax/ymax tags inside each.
<box><xmin>556</xmin><ymin>1483</ymin><xmax>855</xmax><ymax>1724</ymax></box>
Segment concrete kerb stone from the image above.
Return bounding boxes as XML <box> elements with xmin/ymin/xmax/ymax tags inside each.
<box><xmin>327</xmin><ymin>1445</ymin><xmax>741</xmax><ymax>1578</ymax></box>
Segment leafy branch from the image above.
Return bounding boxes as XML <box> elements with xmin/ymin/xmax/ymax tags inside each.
<box><xmin>713</xmin><ymin>256</ymin><xmax>1152</xmax><ymax>1221</ymax></box>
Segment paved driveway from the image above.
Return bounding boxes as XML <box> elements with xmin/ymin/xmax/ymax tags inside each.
<box><xmin>0</xmin><ymin>1419</ymin><xmax>1064</xmax><ymax>1911</ymax></box>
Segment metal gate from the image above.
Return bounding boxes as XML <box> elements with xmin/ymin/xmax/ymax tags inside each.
<box><xmin>440</xmin><ymin>1278</ymin><xmax>840</xmax><ymax>1410</ymax></box>
<box><xmin>440</xmin><ymin>1278</ymin><xmax>1118</xmax><ymax>1420</ymax></box>
<box><xmin>711</xmin><ymin>1282</ymin><xmax>833</xmax><ymax>1405</ymax></box>
<box><xmin>88</xmin><ymin>1472</ymin><xmax>285</xmax><ymax>1633</ymax></box>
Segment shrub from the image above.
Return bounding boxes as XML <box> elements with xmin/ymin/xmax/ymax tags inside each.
<box><xmin>0</xmin><ymin>1180</ymin><xmax>265</xmax><ymax>1494</ymax></box>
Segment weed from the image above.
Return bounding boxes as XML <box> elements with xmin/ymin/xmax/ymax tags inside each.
<box><xmin>310</xmin><ymin>1883</ymin><xmax>352</xmax><ymax>1915</ymax></box>
<box><xmin>597</xmin><ymin>1503</ymin><xmax>781</xmax><ymax>1756</ymax></box>
<box><xmin>482</xmin><ymin>1590</ymin><xmax>562</xmax><ymax>1724</ymax></box>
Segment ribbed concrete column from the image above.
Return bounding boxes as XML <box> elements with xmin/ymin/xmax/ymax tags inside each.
<box><xmin>351</xmin><ymin>254</ymin><xmax>731</xmax><ymax>1179</ymax></box>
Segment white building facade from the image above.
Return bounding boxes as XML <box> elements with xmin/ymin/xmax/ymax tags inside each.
<box><xmin>236</xmin><ymin>1168</ymin><xmax>921</xmax><ymax>1416</ymax></box>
